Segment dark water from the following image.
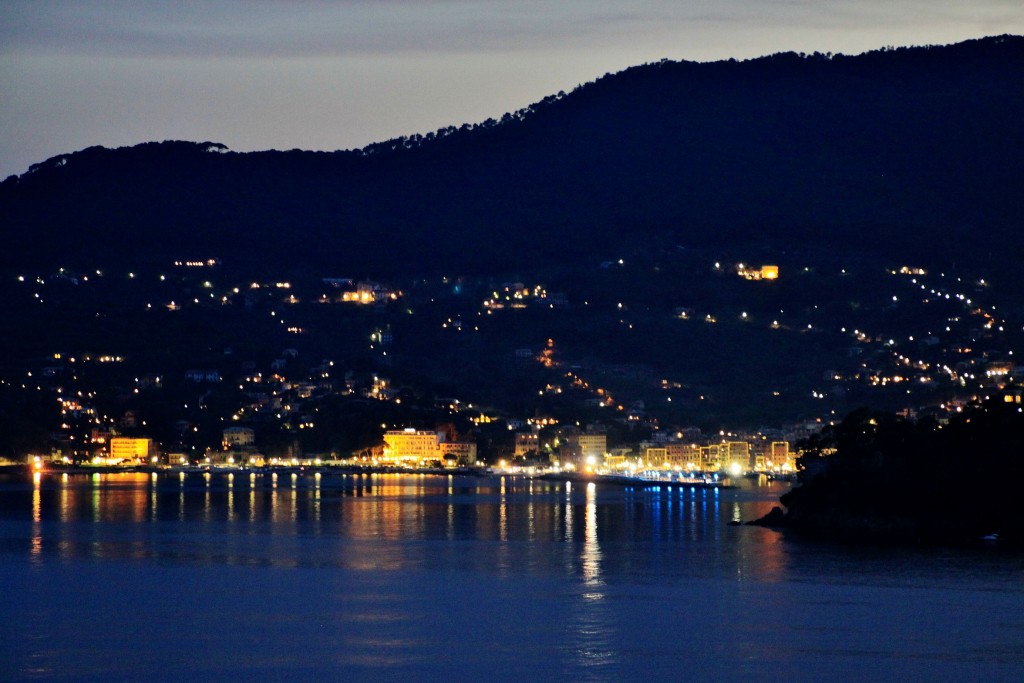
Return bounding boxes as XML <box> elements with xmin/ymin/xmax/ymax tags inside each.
<box><xmin>2</xmin><ymin>471</ymin><xmax>1023</xmax><ymax>681</ymax></box>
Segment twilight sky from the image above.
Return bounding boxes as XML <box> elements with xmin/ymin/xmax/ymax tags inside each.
<box><xmin>2</xmin><ymin>1</ymin><xmax>1022</xmax><ymax>178</ymax></box>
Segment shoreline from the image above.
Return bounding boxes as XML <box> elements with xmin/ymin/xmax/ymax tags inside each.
<box><xmin>6</xmin><ymin>462</ymin><xmax>741</xmax><ymax>490</ymax></box>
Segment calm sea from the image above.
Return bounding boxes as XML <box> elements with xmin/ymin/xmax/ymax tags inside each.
<box><xmin>1</xmin><ymin>470</ymin><xmax>1023</xmax><ymax>681</ymax></box>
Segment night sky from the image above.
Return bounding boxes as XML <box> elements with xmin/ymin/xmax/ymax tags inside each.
<box><xmin>2</xmin><ymin>0</ymin><xmax>1022</xmax><ymax>178</ymax></box>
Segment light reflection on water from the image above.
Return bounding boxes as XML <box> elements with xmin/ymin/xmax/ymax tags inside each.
<box><xmin>571</xmin><ymin>481</ymin><xmax>616</xmax><ymax>673</ymax></box>
<box><xmin>3</xmin><ymin>471</ymin><xmax>1024</xmax><ymax>680</ymax></box>
<box><xmin>2</xmin><ymin>470</ymin><xmax>797</xmax><ymax>582</ymax></box>
<box><xmin>11</xmin><ymin>470</ymin><xmax>1019</xmax><ymax>584</ymax></box>
<box><xmin>582</xmin><ymin>481</ymin><xmax>602</xmax><ymax>587</ymax></box>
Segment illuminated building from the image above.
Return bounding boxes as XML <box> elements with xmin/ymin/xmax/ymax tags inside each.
<box><xmin>737</xmin><ymin>264</ymin><xmax>780</xmax><ymax>281</ymax></box>
<box><xmin>382</xmin><ymin>428</ymin><xmax>476</xmax><ymax>467</ymax></box>
<box><xmin>724</xmin><ymin>441</ymin><xmax>750</xmax><ymax>473</ymax></box>
<box><xmin>222</xmin><ymin>426</ymin><xmax>255</xmax><ymax>450</ymax></box>
<box><xmin>439</xmin><ymin>442</ymin><xmax>477</xmax><ymax>467</ymax></box>
<box><xmin>559</xmin><ymin>430</ymin><xmax>606</xmax><ymax>471</ymax></box>
<box><xmin>985</xmin><ymin>362</ymin><xmax>1013</xmax><ymax>378</ymax></box>
<box><xmin>768</xmin><ymin>441</ymin><xmax>792</xmax><ymax>470</ymax></box>
<box><xmin>342</xmin><ymin>289</ymin><xmax>374</xmax><ymax>304</ymax></box>
<box><xmin>341</xmin><ymin>281</ymin><xmax>401</xmax><ymax>304</ymax></box>
<box><xmin>574</xmin><ymin>433</ymin><xmax>607</xmax><ymax>461</ymax></box>
<box><xmin>89</xmin><ymin>428</ymin><xmax>112</xmax><ymax>445</ymax></box>
<box><xmin>382</xmin><ymin>429</ymin><xmax>441</xmax><ymax>465</ymax></box>
<box><xmin>700</xmin><ymin>444</ymin><xmax>722</xmax><ymax>470</ymax></box>
<box><xmin>514</xmin><ymin>432</ymin><xmax>540</xmax><ymax>457</ymax></box>
<box><xmin>559</xmin><ymin>442</ymin><xmax>585</xmax><ymax>470</ymax></box>
<box><xmin>109</xmin><ymin>437</ymin><xmax>153</xmax><ymax>463</ymax></box>
<box><xmin>208</xmin><ymin>450</ymin><xmax>241</xmax><ymax>465</ymax></box>
<box><xmin>644</xmin><ymin>447</ymin><xmax>667</xmax><ymax>467</ymax></box>
<box><xmin>366</xmin><ymin>376</ymin><xmax>396</xmax><ymax>401</ymax></box>
<box><xmin>666</xmin><ymin>443</ymin><xmax>701</xmax><ymax>468</ymax></box>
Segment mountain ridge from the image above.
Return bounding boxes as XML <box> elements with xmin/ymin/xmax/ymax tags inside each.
<box><xmin>2</xmin><ymin>34</ymin><xmax>1022</xmax><ymax>277</ymax></box>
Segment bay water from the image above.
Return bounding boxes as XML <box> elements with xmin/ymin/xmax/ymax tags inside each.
<box><xmin>2</xmin><ymin>471</ymin><xmax>1023</xmax><ymax>681</ymax></box>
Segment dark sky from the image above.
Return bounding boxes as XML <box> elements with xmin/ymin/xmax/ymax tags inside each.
<box><xmin>2</xmin><ymin>0</ymin><xmax>1022</xmax><ymax>178</ymax></box>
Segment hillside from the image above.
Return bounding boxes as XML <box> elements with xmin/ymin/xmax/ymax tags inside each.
<box><xmin>754</xmin><ymin>400</ymin><xmax>1024</xmax><ymax>545</ymax></box>
<box><xmin>2</xmin><ymin>35</ymin><xmax>1022</xmax><ymax>277</ymax></box>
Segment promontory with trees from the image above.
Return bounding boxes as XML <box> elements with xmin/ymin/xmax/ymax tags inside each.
<box><xmin>753</xmin><ymin>398</ymin><xmax>1024</xmax><ymax>545</ymax></box>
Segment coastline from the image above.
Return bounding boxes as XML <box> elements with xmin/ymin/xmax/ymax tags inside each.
<box><xmin>7</xmin><ymin>462</ymin><xmax>740</xmax><ymax>491</ymax></box>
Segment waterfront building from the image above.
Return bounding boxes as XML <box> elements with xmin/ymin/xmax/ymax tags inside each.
<box><xmin>382</xmin><ymin>429</ymin><xmax>441</xmax><ymax>465</ymax></box>
<box><xmin>559</xmin><ymin>442</ymin><xmax>586</xmax><ymax>470</ymax></box>
<box><xmin>222</xmin><ymin>426</ymin><xmax>255</xmax><ymax>450</ymax></box>
<box><xmin>768</xmin><ymin>441</ymin><xmax>792</xmax><ymax>470</ymax></box>
<box><xmin>381</xmin><ymin>428</ymin><xmax>478</xmax><ymax>467</ymax></box>
<box><xmin>207</xmin><ymin>450</ymin><xmax>247</xmax><ymax>466</ymax></box>
<box><xmin>439</xmin><ymin>442</ymin><xmax>477</xmax><ymax>467</ymax></box>
<box><xmin>666</xmin><ymin>443</ymin><xmax>701</xmax><ymax>468</ymax></box>
<box><xmin>700</xmin><ymin>444</ymin><xmax>722</xmax><ymax>470</ymax></box>
<box><xmin>573</xmin><ymin>433</ymin><xmax>607</xmax><ymax>461</ymax></box>
<box><xmin>109</xmin><ymin>437</ymin><xmax>153</xmax><ymax>463</ymax></box>
<box><xmin>724</xmin><ymin>441</ymin><xmax>751</xmax><ymax>472</ymax></box>
<box><xmin>644</xmin><ymin>446</ymin><xmax>668</xmax><ymax>468</ymax></box>
<box><xmin>514</xmin><ymin>432</ymin><xmax>540</xmax><ymax>458</ymax></box>
<box><xmin>603</xmin><ymin>453</ymin><xmax>631</xmax><ymax>470</ymax></box>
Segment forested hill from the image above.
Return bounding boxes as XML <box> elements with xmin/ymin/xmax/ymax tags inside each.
<box><xmin>2</xmin><ymin>35</ymin><xmax>1022</xmax><ymax>276</ymax></box>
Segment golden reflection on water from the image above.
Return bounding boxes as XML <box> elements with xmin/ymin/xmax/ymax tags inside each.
<box><xmin>92</xmin><ymin>473</ymin><xmax>100</xmax><ymax>523</ymax></box>
<box><xmin>16</xmin><ymin>471</ymin><xmax>789</xmax><ymax>585</ymax></box>
<box><xmin>271</xmin><ymin>476</ymin><xmax>281</xmax><ymax>525</ymax></box>
<box><xmin>30</xmin><ymin>471</ymin><xmax>42</xmax><ymax>562</ymax></box>
<box><xmin>60</xmin><ymin>476</ymin><xmax>69</xmax><ymax>523</ymax></box>
<box><xmin>313</xmin><ymin>474</ymin><xmax>322</xmax><ymax>529</ymax></box>
<box><xmin>32</xmin><ymin>471</ymin><xmax>42</xmax><ymax>520</ymax></box>
<box><xmin>569</xmin><ymin>481</ymin><xmax>616</xmax><ymax>673</ymax></box>
<box><xmin>582</xmin><ymin>482</ymin><xmax>602</xmax><ymax>589</ymax></box>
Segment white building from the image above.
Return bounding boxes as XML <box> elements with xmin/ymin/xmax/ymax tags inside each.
<box><xmin>222</xmin><ymin>426</ymin><xmax>255</xmax><ymax>450</ymax></box>
<box><xmin>383</xmin><ymin>429</ymin><xmax>441</xmax><ymax>465</ymax></box>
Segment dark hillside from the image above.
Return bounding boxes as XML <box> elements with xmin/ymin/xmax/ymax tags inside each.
<box><xmin>2</xmin><ymin>36</ymin><xmax>1022</xmax><ymax>276</ymax></box>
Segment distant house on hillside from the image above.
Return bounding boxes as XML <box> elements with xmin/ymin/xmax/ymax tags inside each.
<box><xmin>185</xmin><ymin>369</ymin><xmax>221</xmax><ymax>382</ymax></box>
